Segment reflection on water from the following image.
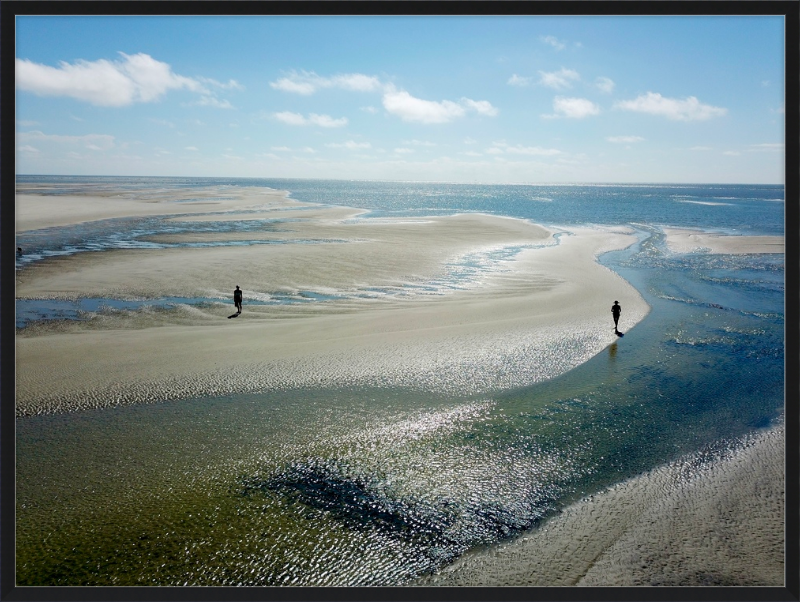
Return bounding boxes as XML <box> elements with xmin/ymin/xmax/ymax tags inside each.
<box><xmin>15</xmin><ymin>229</ymin><xmax>784</xmax><ymax>586</ymax></box>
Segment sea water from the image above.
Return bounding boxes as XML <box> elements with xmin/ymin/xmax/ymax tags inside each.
<box><xmin>14</xmin><ymin>177</ymin><xmax>785</xmax><ymax>585</ymax></box>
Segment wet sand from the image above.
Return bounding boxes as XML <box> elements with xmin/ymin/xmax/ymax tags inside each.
<box><xmin>416</xmin><ymin>421</ymin><xmax>784</xmax><ymax>586</ymax></box>
<box><xmin>16</xmin><ymin>185</ymin><xmax>649</xmax><ymax>415</ymax></box>
<box><xmin>15</xmin><ymin>185</ymin><xmax>785</xmax><ymax>587</ymax></box>
<box><xmin>662</xmin><ymin>227</ymin><xmax>784</xmax><ymax>254</ymax></box>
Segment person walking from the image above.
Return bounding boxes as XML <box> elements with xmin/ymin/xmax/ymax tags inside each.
<box><xmin>234</xmin><ymin>285</ymin><xmax>243</xmax><ymax>314</ymax></box>
<box><xmin>611</xmin><ymin>300</ymin><xmax>621</xmax><ymax>331</ymax></box>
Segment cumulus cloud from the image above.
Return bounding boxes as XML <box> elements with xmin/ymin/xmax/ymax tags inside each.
<box><xmin>538</xmin><ymin>68</ymin><xmax>580</xmax><ymax>90</ymax></box>
<box><xmin>16</xmin><ymin>130</ymin><xmax>115</xmax><ymax>151</ymax></box>
<box><xmin>607</xmin><ymin>135</ymin><xmax>644</xmax><ymax>143</ymax></box>
<box><xmin>326</xmin><ymin>140</ymin><xmax>371</xmax><ymax>150</ymax></box>
<box><xmin>595</xmin><ymin>76</ymin><xmax>615</xmax><ymax>93</ymax></box>
<box><xmin>16</xmin><ymin>52</ymin><xmax>240</xmax><ymax>107</ymax></box>
<box><xmin>382</xmin><ymin>88</ymin><xmax>497</xmax><ymax>124</ymax></box>
<box><xmin>540</xmin><ymin>35</ymin><xmax>566</xmax><ymax>51</ymax></box>
<box><xmin>272</xmin><ymin>111</ymin><xmax>347</xmax><ymax>127</ymax></box>
<box><xmin>749</xmin><ymin>143</ymin><xmax>784</xmax><ymax>152</ymax></box>
<box><xmin>191</xmin><ymin>96</ymin><xmax>234</xmax><ymax>109</ymax></box>
<box><xmin>614</xmin><ymin>92</ymin><xmax>727</xmax><ymax>121</ymax></box>
<box><xmin>270</xmin><ymin>70</ymin><xmax>383</xmax><ymax>95</ymax></box>
<box><xmin>508</xmin><ymin>74</ymin><xmax>532</xmax><ymax>87</ymax></box>
<box><xmin>490</xmin><ymin>141</ymin><xmax>562</xmax><ymax>156</ymax></box>
<box><xmin>547</xmin><ymin>97</ymin><xmax>600</xmax><ymax>119</ymax></box>
<box><xmin>403</xmin><ymin>139</ymin><xmax>436</xmax><ymax>147</ymax></box>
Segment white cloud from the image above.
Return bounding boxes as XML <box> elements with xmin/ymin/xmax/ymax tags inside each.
<box><xmin>326</xmin><ymin>140</ymin><xmax>371</xmax><ymax>150</ymax></box>
<box><xmin>16</xmin><ymin>130</ymin><xmax>115</xmax><ymax>151</ymax></box>
<box><xmin>614</xmin><ymin>92</ymin><xmax>727</xmax><ymax>121</ymax></box>
<box><xmin>490</xmin><ymin>142</ymin><xmax>562</xmax><ymax>156</ymax></box>
<box><xmin>723</xmin><ymin>151</ymin><xmax>740</xmax><ymax>156</ymax></box>
<box><xmin>549</xmin><ymin>97</ymin><xmax>600</xmax><ymax>119</ymax></box>
<box><xmin>17</xmin><ymin>145</ymin><xmax>39</xmax><ymax>153</ymax></box>
<box><xmin>394</xmin><ymin>148</ymin><xmax>414</xmax><ymax>154</ymax></box>
<box><xmin>538</xmin><ymin>68</ymin><xmax>580</xmax><ymax>90</ymax></box>
<box><xmin>149</xmin><ymin>118</ymin><xmax>175</xmax><ymax>128</ymax></box>
<box><xmin>273</xmin><ymin>111</ymin><xmax>307</xmax><ymax>126</ymax></box>
<box><xmin>16</xmin><ymin>52</ymin><xmax>238</xmax><ymax>108</ymax></box>
<box><xmin>463</xmin><ymin>137</ymin><xmax>478</xmax><ymax>145</ymax></box>
<box><xmin>270</xmin><ymin>70</ymin><xmax>382</xmax><ymax>95</ymax></box>
<box><xmin>192</xmin><ymin>96</ymin><xmax>234</xmax><ymax>109</ymax></box>
<box><xmin>382</xmin><ymin>89</ymin><xmax>465</xmax><ymax>123</ymax></box>
<box><xmin>461</xmin><ymin>98</ymin><xmax>499</xmax><ymax>117</ymax></box>
<box><xmin>382</xmin><ymin>88</ymin><xmax>497</xmax><ymax>124</ymax></box>
<box><xmin>607</xmin><ymin>135</ymin><xmax>644</xmax><ymax>143</ymax></box>
<box><xmin>309</xmin><ymin>113</ymin><xmax>348</xmax><ymax>127</ymax></box>
<box><xmin>272</xmin><ymin>111</ymin><xmax>347</xmax><ymax>127</ymax></box>
<box><xmin>271</xmin><ymin>146</ymin><xmax>291</xmax><ymax>152</ymax></box>
<box><xmin>361</xmin><ymin>106</ymin><xmax>379</xmax><ymax>114</ymax></box>
<box><xmin>16</xmin><ymin>119</ymin><xmax>40</xmax><ymax>127</ymax></box>
<box><xmin>595</xmin><ymin>76</ymin><xmax>615</xmax><ymax>93</ymax></box>
<box><xmin>691</xmin><ymin>146</ymin><xmax>713</xmax><ymax>151</ymax></box>
<box><xmin>403</xmin><ymin>139</ymin><xmax>437</xmax><ymax>147</ymax></box>
<box><xmin>185</xmin><ymin>146</ymin><xmax>198</xmax><ymax>151</ymax></box>
<box><xmin>540</xmin><ymin>35</ymin><xmax>566</xmax><ymax>51</ymax></box>
<box><xmin>508</xmin><ymin>74</ymin><xmax>532</xmax><ymax>87</ymax></box>
<box><xmin>749</xmin><ymin>143</ymin><xmax>784</xmax><ymax>152</ymax></box>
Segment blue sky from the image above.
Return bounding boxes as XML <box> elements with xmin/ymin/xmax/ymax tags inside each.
<box><xmin>15</xmin><ymin>15</ymin><xmax>785</xmax><ymax>183</ymax></box>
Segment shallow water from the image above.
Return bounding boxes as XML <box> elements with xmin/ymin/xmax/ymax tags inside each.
<box><xmin>15</xmin><ymin>217</ymin><xmax>784</xmax><ymax>585</ymax></box>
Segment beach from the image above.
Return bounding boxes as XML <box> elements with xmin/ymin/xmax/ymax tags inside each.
<box><xmin>14</xmin><ymin>182</ymin><xmax>785</xmax><ymax>587</ymax></box>
<box><xmin>16</xmin><ymin>186</ymin><xmax>649</xmax><ymax>416</ymax></box>
<box><xmin>416</xmin><ymin>421</ymin><xmax>784</xmax><ymax>586</ymax></box>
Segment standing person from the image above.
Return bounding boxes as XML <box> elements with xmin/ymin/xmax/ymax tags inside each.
<box><xmin>611</xmin><ymin>300</ymin><xmax>621</xmax><ymax>331</ymax></box>
<box><xmin>234</xmin><ymin>285</ymin><xmax>243</xmax><ymax>314</ymax></box>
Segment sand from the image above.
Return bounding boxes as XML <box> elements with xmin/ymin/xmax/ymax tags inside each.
<box><xmin>15</xmin><ymin>186</ymin><xmax>650</xmax><ymax>416</ymax></box>
<box><xmin>416</xmin><ymin>421</ymin><xmax>785</xmax><ymax>587</ymax></box>
<box><xmin>662</xmin><ymin>227</ymin><xmax>784</xmax><ymax>255</ymax></box>
<box><xmin>14</xmin><ymin>185</ymin><xmax>785</xmax><ymax>587</ymax></box>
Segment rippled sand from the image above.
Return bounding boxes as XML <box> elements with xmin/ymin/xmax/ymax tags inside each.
<box><xmin>16</xmin><ymin>186</ymin><xmax>648</xmax><ymax>416</ymax></box>
<box><xmin>662</xmin><ymin>227</ymin><xmax>784</xmax><ymax>255</ymax></box>
<box><xmin>416</xmin><ymin>422</ymin><xmax>784</xmax><ymax>587</ymax></box>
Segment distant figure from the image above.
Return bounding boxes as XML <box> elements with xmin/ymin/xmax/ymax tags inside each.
<box><xmin>17</xmin><ymin>247</ymin><xmax>22</xmax><ymax>256</ymax></box>
<box><xmin>234</xmin><ymin>285</ymin><xmax>243</xmax><ymax>314</ymax></box>
<box><xmin>611</xmin><ymin>300</ymin><xmax>621</xmax><ymax>331</ymax></box>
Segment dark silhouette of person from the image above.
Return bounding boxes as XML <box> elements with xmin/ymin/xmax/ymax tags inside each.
<box><xmin>17</xmin><ymin>247</ymin><xmax>22</xmax><ymax>256</ymax></box>
<box><xmin>234</xmin><ymin>285</ymin><xmax>243</xmax><ymax>314</ymax></box>
<box><xmin>611</xmin><ymin>300</ymin><xmax>621</xmax><ymax>331</ymax></box>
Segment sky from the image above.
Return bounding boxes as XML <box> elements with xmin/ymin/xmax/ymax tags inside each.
<box><xmin>14</xmin><ymin>15</ymin><xmax>786</xmax><ymax>184</ymax></box>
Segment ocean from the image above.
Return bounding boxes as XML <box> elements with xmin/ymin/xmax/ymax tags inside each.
<box><xmin>15</xmin><ymin>177</ymin><xmax>785</xmax><ymax>586</ymax></box>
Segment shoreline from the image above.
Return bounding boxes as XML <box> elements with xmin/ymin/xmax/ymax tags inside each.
<box><xmin>14</xmin><ymin>183</ymin><xmax>786</xmax><ymax>587</ymax></box>
<box><xmin>416</xmin><ymin>420</ymin><xmax>785</xmax><ymax>586</ymax></box>
<box><xmin>661</xmin><ymin>227</ymin><xmax>784</xmax><ymax>255</ymax></box>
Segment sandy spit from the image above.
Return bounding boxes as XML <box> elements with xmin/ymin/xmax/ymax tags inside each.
<box><xmin>16</xmin><ymin>187</ymin><xmax>649</xmax><ymax>416</ymax></box>
<box><xmin>661</xmin><ymin>227</ymin><xmax>784</xmax><ymax>255</ymax></box>
<box><xmin>415</xmin><ymin>421</ymin><xmax>784</xmax><ymax>587</ymax></box>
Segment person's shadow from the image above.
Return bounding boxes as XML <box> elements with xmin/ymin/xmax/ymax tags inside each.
<box><xmin>615</xmin><ymin>328</ymin><xmax>624</xmax><ymax>337</ymax></box>
<box><xmin>227</xmin><ymin>313</ymin><xmax>240</xmax><ymax>319</ymax></box>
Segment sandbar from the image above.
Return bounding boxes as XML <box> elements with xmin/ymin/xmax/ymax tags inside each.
<box><xmin>662</xmin><ymin>227</ymin><xmax>784</xmax><ymax>255</ymax></box>
<box><xmin>15</xmin><ymin>186</ymin><xmax>648</xmax><ymax>416</ymax></box>
<box><xmin>416</xmin><ymin>421</ymin><xmax>784</xmax><ymax>586</ymax></box>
